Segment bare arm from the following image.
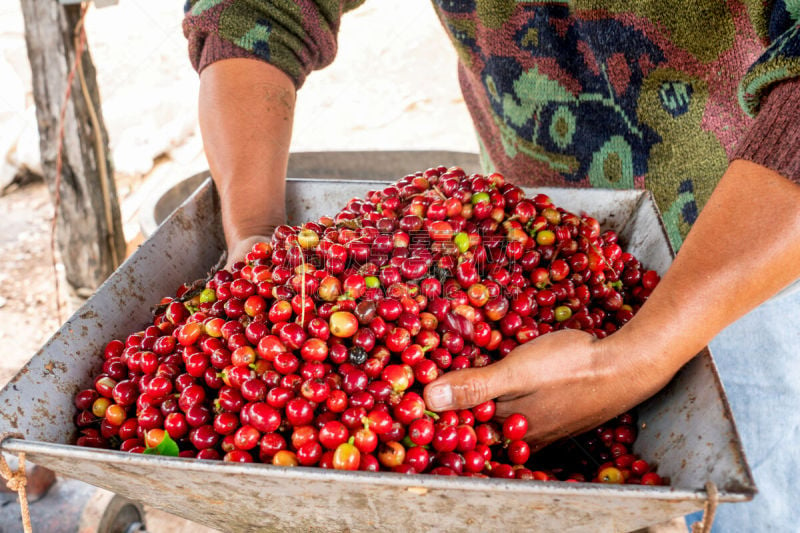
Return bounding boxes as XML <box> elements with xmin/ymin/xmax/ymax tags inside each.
<box><xmin>611</xmin><ymin>159</ymin><xmax>800</xmax><ymax>380</ymax></box>
<box><xmin>198</xmin><ymin>58</ymin><xmax>296</xmax><ymax>265</ymax></box>
<box><xmin>424</xmin><ymin>160</ymin><xmax>800</xmax><ymax>445</ymax></box>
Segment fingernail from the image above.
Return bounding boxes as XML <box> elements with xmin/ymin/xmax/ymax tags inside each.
<box><xmin>427</xmin><ymin>383</ymin><xmax>452</xmax><ymax>410</ymax></box>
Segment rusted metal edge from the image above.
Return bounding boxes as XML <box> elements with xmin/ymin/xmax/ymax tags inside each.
<box><xmin>699</xmin><ymin>346</ymin><xmax>757</xmax><ymax>496</ymax></box>
<box><xmin>0</xmin><ymin>439</ymin><xmax>753</xmax><ymax>503</ymax></box>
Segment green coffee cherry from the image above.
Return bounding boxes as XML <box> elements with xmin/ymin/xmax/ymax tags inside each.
<box><xmin>199</xmin><ymin>288</ymin><xmax>217</xmax><ymax>304</ymax></box>
<box><xmin>554</xmin><ymin>305</ymin><xmax>572</xmax><ymax>322</ymax></box>
<box><xmin>471</xmin><ymin>191</ymin><xmax>491</xmax><ymax>204</ymax></box>
<box><xmin>453</xmin><ymin>232</ymin><xmax>470</xmax><ymax>253</ymax></box>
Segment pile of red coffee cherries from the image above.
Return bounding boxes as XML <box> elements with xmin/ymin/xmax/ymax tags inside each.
<box><xmin>74</xmin><ymin>167</ymin><xmax>663</xmax><ymax>485</ymax></box>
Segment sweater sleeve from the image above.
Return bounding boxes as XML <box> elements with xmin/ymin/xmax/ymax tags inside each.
<box><xmin>738</xmin><ymin>2</ymin><xmax>800</xmax><ymax>116</ymax></box>
<box><xmin>733</xmin><ymin>3</ymin><xmax>800</xmax><ymax>182</ymax></box>
<box><xmin>733</xmin><ymin>77</ymin><xmax>800</xmax><ymax>183</ymax></box>
<box><xmin>183</xmin><ymin>0</ymin><xmax>365</xmax><ymax>89</ymax></box>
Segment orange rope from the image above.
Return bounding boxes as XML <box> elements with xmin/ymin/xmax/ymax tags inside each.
<box><xmin>294</xmin><ymin>242</ymin><xmax>308</xmax><ymax>326</ymax></box>
<box><xmin>0</xmin><ymin>433</ymin><xmax>32</xmax><ymax>533</ymax></box>
<box><xmin>691</xmin><ymin>482</ymin><xmax>719</xmax><ymax>533</ymax></box>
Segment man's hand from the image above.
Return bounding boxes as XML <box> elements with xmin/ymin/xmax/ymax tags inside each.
<box><xmin>425</xmin><ymin>160</ymin><xmax>800</xmax><ymax>449</ymax></box>
<box><xmin>423</xmin><ymin>329</ymin><xmax>671</xmax><ymax>449</ymax></box>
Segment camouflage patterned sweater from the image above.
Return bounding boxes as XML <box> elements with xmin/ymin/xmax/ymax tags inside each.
<box><xmin>183</xmin><ymin>1</ymin><xmax>800</xmax><ymax>249</ymax></box>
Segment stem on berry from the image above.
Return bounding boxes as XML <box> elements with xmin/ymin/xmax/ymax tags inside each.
<box><xmin>432</xmin><ymin>185</ymin><xmax>447</xmax><ymax>201</ymax></box>
<box><xmin>292</xmin><ymin>241</ymin><xmax>308</xmax><ymax>327</ymax></box>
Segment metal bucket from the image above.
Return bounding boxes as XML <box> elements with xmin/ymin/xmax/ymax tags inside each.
<box><xmin>0</xmin><ymin>176</ymin><xmax>754</xmax><ymax>532</ymax></box>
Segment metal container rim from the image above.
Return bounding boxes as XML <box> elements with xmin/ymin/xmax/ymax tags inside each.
<box><xmin>2</xmin><ymin>439</ymin><xmax>753</xmax><ymax>503</ymax></box>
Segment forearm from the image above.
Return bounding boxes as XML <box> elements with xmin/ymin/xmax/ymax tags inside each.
<box><xmin>606</xmin><ymin>159</ymin><xmax>800</xmax><ymax>379</ymax></box>
<box><xmin>198</xmin><ymin>58</ymin><xmax>296</xmax><ymax>253</ymax></box>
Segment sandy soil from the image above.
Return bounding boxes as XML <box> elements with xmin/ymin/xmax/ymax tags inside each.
<box><xmin>0</xmin><ymin>182</ymin><xmax>63</xmax><ymax>386</ymax></box>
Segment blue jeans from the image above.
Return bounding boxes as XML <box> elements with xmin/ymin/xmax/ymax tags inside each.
<box><xmin>686</xmin><ymin>287</ymin><xmax>800</xmax><ymax>532</ymax></box>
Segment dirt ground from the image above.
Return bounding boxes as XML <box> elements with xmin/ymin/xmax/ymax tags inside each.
<box><xmin>0</xmin><ymin>181</ymin><xmax>64</xmax><ymax>386</ymax></box>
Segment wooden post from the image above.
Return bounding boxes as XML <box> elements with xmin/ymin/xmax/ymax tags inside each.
<box><xmin>20</xmin><ymin>1</ymin><xmax>125</xmax><ymax>293</ymax></box>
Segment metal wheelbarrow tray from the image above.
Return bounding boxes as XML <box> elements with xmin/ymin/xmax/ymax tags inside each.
<box><xmin>0</xmin><ymin>176</ymin><xmax>755</xmax><ymax>532</ymax></box>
